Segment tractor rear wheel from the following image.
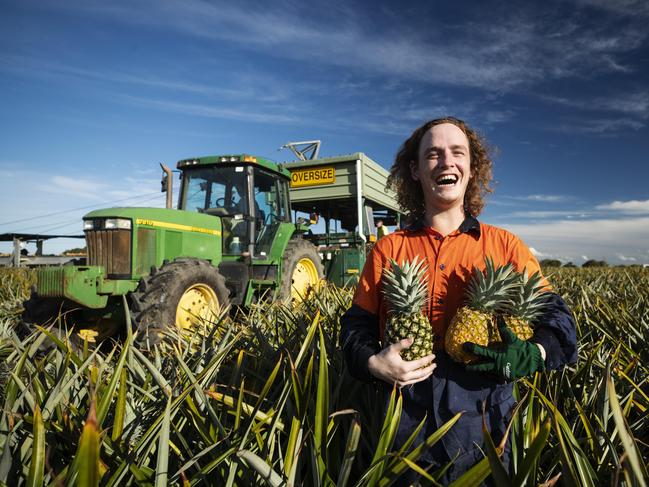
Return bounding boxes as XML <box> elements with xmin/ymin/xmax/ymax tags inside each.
<box><xmin>279</xmin><ymin>239</ymin><xmax>324</xmax><ymax>302</ymax></box>
<box><xmin>130</xmin><ymin>258</ymin><xmax>230</xmax><ymax>347</ymax></box>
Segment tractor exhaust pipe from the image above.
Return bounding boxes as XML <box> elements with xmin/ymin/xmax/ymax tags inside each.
<box><xmin>160</xmin><ymin>163</ymin><xmax>173</xmax><ymax>209</ymax></box>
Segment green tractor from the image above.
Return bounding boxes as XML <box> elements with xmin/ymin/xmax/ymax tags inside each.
<box><xmin>22</xmin><ymin>146</ymin><xmax>402</xmax><ymax>344</ymax></box>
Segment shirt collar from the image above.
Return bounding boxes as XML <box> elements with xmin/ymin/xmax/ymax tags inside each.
<box><xmin>458</xmin><ymin>214</ymin><xmax>481</xmax><ymax>236</ymax></box>
<box><xmin>405</xmin><ymin>214</ymin><xmax>481</xmax><ymax>237</ymax></box>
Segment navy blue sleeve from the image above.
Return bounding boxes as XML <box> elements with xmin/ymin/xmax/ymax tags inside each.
<box><xmin>340</xmin><ymin>304</ymin><xmax>382</xmax><ymax>382</ymax></box>
<box><xmin>530</xmin><ymin>293</ymin><xmax>578</xmax><ymax>370</ymax></box>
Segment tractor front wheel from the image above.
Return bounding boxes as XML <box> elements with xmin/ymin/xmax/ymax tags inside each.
<box><xmin>130</xmin><ymin>258</ymin><xmax>230</xmax><ymax>346</ymax></box>
<box><xmin>280</xmin><ymin>239</ymin><xmax>324</xmax><ymax>302</ymax></box>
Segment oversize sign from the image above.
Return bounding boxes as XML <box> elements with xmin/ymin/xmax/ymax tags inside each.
<box><xmin>290</xmin><ymin>167</ymin><xmax>335</xmax><ymax>188</ymax></box>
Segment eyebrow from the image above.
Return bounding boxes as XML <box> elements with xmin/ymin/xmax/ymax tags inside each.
<box><xmin>423</xmin><ymin>144</ymin><xmax>469</xmax><ymax>154</ymax></box>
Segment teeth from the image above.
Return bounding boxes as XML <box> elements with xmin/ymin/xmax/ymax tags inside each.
<box><xmin>436</xmin><ymin>174</ymin><xmax>458</xmax><ymax>185</ymax></box>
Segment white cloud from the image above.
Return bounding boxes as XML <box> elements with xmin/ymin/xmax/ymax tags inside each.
<box><xmin>616</xmin><ymin>253</ymin><xmax>637</xmax><ymax>261</ymax></box>
<box><xmin>115</xmin><ymin>95</ymin><xmax>300</xmax><ymax>125</ymax></box>
<box><xmin>0</xmin><ymin>54</ymin><xmax>289</xmax><ymax>104</ymax></box>
<box><xmin>573</xmin><ymin>0</ymin><xmax>649</xmax><ymax>17</ymax></box>
<box><xmin>50</xmin><ymin>176</ymin><xmax>105</xmax><ymax>198</ymax></box>
<box><xmin>505</xmin><ymin>194</ymin><xmax>572</xmax><ymax>202</ymax></box>
<box><xmin>540</xmin><ymin>91</ymin><xmax>649</xmax><ymax>119</ymax></box>
<box><xmin>29</xmin><ymin>0</ymin><xmax>648</xmax><ymax>93</ymax></box>
<box><xmin>503</xmin><ymin>216</ymin><xmax>649</xmax><ymax>264</ymax></box>
<box><xmin>508</xmin><ymin>210</ymin><xmax>592</xmax><ymax>219</ymax></box>
<box><xmin>529</xmin><ymin>247</ymin><xmax>545</xmax><ymax>257</ymax></box>
<box><xmin>555</xmin><ymin>118</ymin><xmax>645</xmax><ymax>134</ymax></box>
<box><xmin>596</xmin><ymin>199</ymin><xmax>649</xmax><ymax>213</ymax></box>
<box><xmin>0</xmin><ymin>167</ymin><xmax>166</xmax><ymax>254</ymax></box>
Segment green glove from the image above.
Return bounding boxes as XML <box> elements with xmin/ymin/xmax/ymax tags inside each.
<box><xmin>463</xmin><ymin>317</ymin><xmax>545</xmax><ymax>381</ymax></box>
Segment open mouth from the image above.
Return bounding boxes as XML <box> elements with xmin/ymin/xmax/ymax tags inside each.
<box><xmin>435</xmin><ymin>174</ymin><xmax>459</xmax><ymax>186</ymax></box>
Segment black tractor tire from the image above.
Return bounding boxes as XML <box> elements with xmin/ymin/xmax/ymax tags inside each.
<box><xmin>279</xmin><ymin>239</ymin><xmax>324</xmax><ymax>302</ymax></box>
<box><xmin>20</xmin><ymin>293</ymin><xmax>65</xmax><ymax>337</ymax></box>
<box><xmin>130</xmin><ymin>258</ymin><xmax>230</xmax><ymax>347</ymax></box>
<box><xmin>20</xmin><ymin>293</ymin><xmax>83</xmax><ymax>352</ymax></box>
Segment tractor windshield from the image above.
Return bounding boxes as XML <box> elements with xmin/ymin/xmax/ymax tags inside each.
<box><xmin>180</xmin><ymin>166</ymin><xmax>249</xmax><ymax>216</ymax></box>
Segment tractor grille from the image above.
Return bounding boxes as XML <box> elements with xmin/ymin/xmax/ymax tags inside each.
<box><xmin>37</xmin><ymin>267</ymin><xmax>66</xmax><ymax>297</ymax></box>
<box><xmin>85</xmin><ymin>229</ymin><xmax>132</xmax><ymax>277</ymax></box>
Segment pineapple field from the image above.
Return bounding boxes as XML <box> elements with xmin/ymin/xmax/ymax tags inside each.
<box><xmin>0</xmin><ymin>266</ymin><xmax>647</xmax><ymax>486</ymax></box>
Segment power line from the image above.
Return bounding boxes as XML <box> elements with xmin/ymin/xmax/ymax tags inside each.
<box><xmin>33</xmin><ymin>219</ymin><xmax>84</xmax><ymax>234</ymax></box>
<box><xmin>8</xmin><ymin>193</ymin><xmax>167</xmax><ymax>233</ymax></box>
<box><xmin>0</xmin><ymin>191</ymin><xmax>162</xmax><ymax>226</ymax></box>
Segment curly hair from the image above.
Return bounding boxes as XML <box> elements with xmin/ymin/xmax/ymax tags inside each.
<box><xmin>387</xmin><ymin>117</ymin><xmax>494</xmax><ymax>221</ymax></box>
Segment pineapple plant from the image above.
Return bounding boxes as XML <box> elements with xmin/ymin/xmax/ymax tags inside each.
<box><xmin>445</xmin><ymin>257</ymin><xmax>519</xmax><ymax>364</ymax></box>
<box><xmin>382</xmin><ymin>256</ymin><xmax>434</xmax><ymax>361</ymax></box>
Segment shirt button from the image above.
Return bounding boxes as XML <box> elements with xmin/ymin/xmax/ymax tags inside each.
<box><xmin>435</xmin><ymin>235</ymin><xmax>442</xmax><ymax>241</ymax></box>
<box><xmin>438</xmin><ymin>298</ymin><xmax>444</xmax><ymax>304</ymax></box>
<box><xmin>440</xmin><ymin>263</ymin><xmax>446</xmax><ymax>270</ymax></box>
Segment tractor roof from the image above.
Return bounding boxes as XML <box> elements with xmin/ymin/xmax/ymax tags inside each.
<box><xmin>177</xmin><ymin>154</ymin><xmax>291</xmax><ymax>179</ymax></box>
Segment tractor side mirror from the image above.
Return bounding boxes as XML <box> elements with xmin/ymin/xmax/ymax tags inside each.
<box><xmin>161</xmin><ymin>174</ymin><xmax>168</xmax><ymax>193</ymax></box>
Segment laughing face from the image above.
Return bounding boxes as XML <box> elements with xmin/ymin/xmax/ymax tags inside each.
<box><xmin>410</xmin><ymin>123</ymin><xmax>471</xmax><ymax>214</ymax></box>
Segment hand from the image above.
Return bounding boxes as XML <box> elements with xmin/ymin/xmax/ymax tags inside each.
<box><xmin>463</xmin><ymin>317</ymin><xmax>545</xmax><ymax>381</ymax></box>
<box><xmin>367</xmin><ymin>337</ymin><xmax>436</xmax><ymax>387</ymax></box>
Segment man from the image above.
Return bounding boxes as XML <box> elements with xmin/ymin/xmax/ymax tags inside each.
<box><xmin>376</xmin><ymin>219</ymin><xmax>390</xmax><ymax>239</ymax></box>
<box><xmin>340</xmin><ymin>117</ymin><xmax>577</xmax><ymax>484</ymax></box>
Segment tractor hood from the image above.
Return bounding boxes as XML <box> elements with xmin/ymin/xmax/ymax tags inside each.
<box><xmin>83</xmin><ymin>207</ymin><xmax>221</xmax><ymax>234</ymax></box>
<box><xmin>82</xmin><ymin>207</ymin><xmax>223</xmax><ymax>279</ymax></box>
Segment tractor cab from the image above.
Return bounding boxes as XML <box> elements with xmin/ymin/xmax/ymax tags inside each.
<box><xmin>177</xmin><ymin>155</ymin><xmax>292</xmax><ymax>260</ymax></box>
<box><xmin>176</xmin><ymin>154</ymin><xmax>301</xmax><ymax>305</ymax></box>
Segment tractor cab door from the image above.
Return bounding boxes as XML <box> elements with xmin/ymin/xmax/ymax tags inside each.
<box><xmin>251</xmin><ymin>167</ymin><xmax>290</xmax><ymax>258</ymax></box>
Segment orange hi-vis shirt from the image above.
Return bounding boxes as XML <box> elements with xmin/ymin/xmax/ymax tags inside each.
<box><xmin>352</xmin><ymin>217</ymin><xmax>546</xmax><ymax>350</ymax></box>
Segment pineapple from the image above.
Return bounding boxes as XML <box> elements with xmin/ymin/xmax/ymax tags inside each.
<box><xmin>445</xmin><ymin>257</ymin><xmax>519</xmax><ymax>363</ymax></box>
<box><xmin>382</xmin><ymin>256</ymin><xmax>434</xmax><ymax>361</ymax></box>
<box><xmin>496</xmin><ymin>269</ymin><xmax>549</xmax><ymax>342</ymax></box>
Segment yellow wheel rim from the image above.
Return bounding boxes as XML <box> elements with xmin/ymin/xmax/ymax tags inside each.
<box><xmin>290</xmin><ymin>258</ymin><xmax>320</xmax><ymax>301</ymax></box>
<box><xmin>176</xmin><ymin>283</ymin><xmax>220</xmax><ymax>330</ymax></box>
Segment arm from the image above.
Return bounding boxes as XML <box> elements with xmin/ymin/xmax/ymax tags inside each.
<box><xmin>530</xmin><ymin>293</ymin><xmax>578</xmax><ymax>370</ymax></box>
<box><xmin>507</xmin><ymin>234</ymin><xmax>578</xmax><ymax>370</ymax></box>
<box><xmin>340</xmin><ymin>304</ymin><xmax>382</xmax><ymax>382</ymax></box>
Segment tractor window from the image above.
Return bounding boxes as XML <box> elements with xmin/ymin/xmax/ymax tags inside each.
<box><xmin>253</xmin><ymin>169</ymin><xmax>288</xmax><ymax>224</ymax></box>
<box><xmin>180</xmin><ymin>167</ymin><xmax>248</xmax><ymax>215</ymax></box>
<box><xmin>253</xmin><ymin>169</ymin><xmax>290</xmax><ymax>256</ymax></box>
<box><xmin>183</xmin><ymin>175</ymin><xmax>215</xmax><ymax>213</ymax></box>
<box><xmin>180</xmin><ymin>166</ymin><xmax>252</xmax><ymax>255</ymax></box>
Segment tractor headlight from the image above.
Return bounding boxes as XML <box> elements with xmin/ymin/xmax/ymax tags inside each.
<box><xmin>104</xmin><ymin>218</ymin><xmax>132</xmax><ymax>230</ymax></box>
<box><xmin>83</xmin><ymin>220</ymin><xmax>96</xmax><ymax>230</ymax></box>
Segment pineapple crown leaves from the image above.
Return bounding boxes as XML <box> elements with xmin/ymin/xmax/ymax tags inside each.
<box><xmin>381</xmin><ymin>256</ymin><xmax>429</xmax><ymax>315</ymax></box>
<box><xmin>509</xmin><ymin>269</ymin><xmax>551</xmax><ymax>320</ymax></box>
<box><xmin>465</xmin><ymin>256</ymin><xmax>519</xmax><ymax>312</ymax></box>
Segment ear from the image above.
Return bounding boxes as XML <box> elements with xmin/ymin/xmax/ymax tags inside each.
<box><xmin>409</xmin><ymin>160</ymin><xmax>419</xmax><ymax>181</ymax></box>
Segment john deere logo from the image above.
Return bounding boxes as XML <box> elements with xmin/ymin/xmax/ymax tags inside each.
<box><xmin>290</xmin><ymin>167</ymin><xmax>335</xmax><ymax>188</ymax></box>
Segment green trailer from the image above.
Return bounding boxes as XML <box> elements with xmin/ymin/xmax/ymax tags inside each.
<box><xmin>23</xmin><ymin>148</ymin><xmax>403</xmax><ymax>344</ymax></box>
<box><xmin>285</xmin><ymin>152</ymin><xmax>402</xmax><ymax>287</ymax></box>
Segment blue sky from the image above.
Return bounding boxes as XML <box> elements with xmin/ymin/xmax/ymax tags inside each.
<box><xmin>1</xmin><ymin>0</ymin><xmax>648</xmax><ymax>264</ymax></box>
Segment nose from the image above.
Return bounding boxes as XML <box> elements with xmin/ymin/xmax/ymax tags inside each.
<box><xmin>437</xmin><ymin>149</ymin><xmax>453</xmax><ymax>167</ymax></box>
